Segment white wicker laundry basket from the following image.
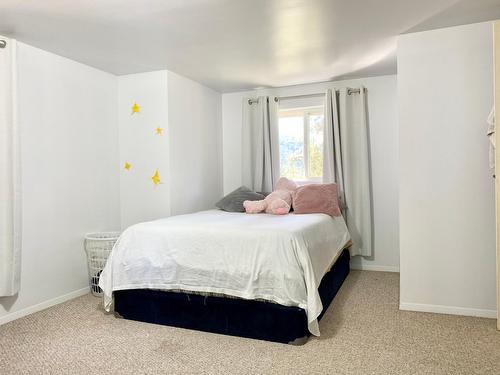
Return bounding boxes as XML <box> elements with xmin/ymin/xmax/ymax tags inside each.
<box><xmin>84</xmin><ymin>232</ymin><xmax>120</xmax><ymax>297</ymax></box>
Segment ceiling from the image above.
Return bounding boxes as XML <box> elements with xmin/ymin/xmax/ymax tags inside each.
<box><xmin>1</xmin><ymin>0</ymin><xmax>499</xmax><ymax>93</ymax></box>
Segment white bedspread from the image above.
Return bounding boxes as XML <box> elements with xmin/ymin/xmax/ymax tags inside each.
<box><xmin>99</xmin><ymin>210</ymin><xmax>350</xmax><ymax>336</ymax></box>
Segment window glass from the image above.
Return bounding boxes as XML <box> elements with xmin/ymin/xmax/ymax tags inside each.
<box><xmin>278</xmin><ymin>115</ymin><xmax>305</xmax><ymax>180</ymax></box>
<box><xmin>308</xmin><ymin>113</ymin><xmax>324</xmax><ymax>179</ymax></box>
<box><xmin>278</xmin><ymin>105</ymin><xmax>324</xmax><ymax>183</ymax></box>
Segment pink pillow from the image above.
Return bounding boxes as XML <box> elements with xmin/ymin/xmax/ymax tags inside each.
<box><xmin>292</xmin><ymin>183</ymin><xmax>341</xmax><ymax>217</ymax></box>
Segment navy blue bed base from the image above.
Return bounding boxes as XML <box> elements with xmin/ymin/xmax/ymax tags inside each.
<box><xmin>114</xmin><ymin>248</ymin><xmax>350</xmax><ymax>344</ymax></box>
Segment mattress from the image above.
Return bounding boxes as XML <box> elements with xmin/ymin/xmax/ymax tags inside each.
<box><xmin>99</xmin><ymin>209</ymin><xmax>350</xmax><ymax>336</ymax></box>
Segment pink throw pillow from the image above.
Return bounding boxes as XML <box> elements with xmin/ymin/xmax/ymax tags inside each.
<box><xmin>292</xmin><ymin>183</ymin><xmax>341</xmax><ymax>217</ymax></box>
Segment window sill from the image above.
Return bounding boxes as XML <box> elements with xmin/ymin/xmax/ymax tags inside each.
<box><xmin>292</xmin><ymin>179</ymin><xmax>322</xmax><ymax>186</ymax></box>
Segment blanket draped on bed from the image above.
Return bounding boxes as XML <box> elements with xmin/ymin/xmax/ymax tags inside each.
<box><xmin>99</xmin><ymin>210</ymin><xmax>350</xmax><ymax>336</ymax></box>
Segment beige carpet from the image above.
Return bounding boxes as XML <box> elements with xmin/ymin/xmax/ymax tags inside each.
<box><xmin>1</xmin><ymin>271</ymin><xmax>500</xmax><ymax>375</ymax></box>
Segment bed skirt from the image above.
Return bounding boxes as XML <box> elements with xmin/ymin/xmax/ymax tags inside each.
<box><xmin>113</xmin><ymin>248</ymin><xmax>350</xmax><ymax>344</ymax></box>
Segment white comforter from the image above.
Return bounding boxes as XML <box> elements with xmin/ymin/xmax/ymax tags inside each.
<box><xmin>99</xmin><ymin>209</ymin><xmax>350</xmax><ymax>336</ymax></box>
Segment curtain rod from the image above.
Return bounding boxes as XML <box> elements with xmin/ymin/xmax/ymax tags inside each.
<box><xmin>247</xmin><ymin>87</ymin><xmax>365</xmax><ymax>105</ymax></box>
<box><xmin>0</xmin><ymin>40</ymin><xmax>6</xmax><ymax>49</ymax></box>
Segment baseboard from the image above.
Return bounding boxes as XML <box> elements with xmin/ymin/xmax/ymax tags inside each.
<box><xmin>399</xmin><ymin>302</ymin><xmax>497</xmax><ymax>319</ymax></box>
<box><xmin>0</xmin><ymin>287</ymin><xmax>90</xmax><ymax>326</ymax></box>
<box><xmin>350</xmin><ymin>264</ymin><xmax>400</xmax><ymax>273</ymax></box>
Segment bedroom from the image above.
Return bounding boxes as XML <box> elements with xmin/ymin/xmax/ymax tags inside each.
<box><xmin>0</xmin><ymin>0</ymin><xmax>499</xmax><ymax>374</ymax></box>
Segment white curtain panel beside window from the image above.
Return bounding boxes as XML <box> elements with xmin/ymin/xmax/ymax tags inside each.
<box><xmin>0</xmin><ymin>36</ymin><xmax>22</xmax><ymax>296</ymax></box>
<box><xmin>323</xmin><ymin>88</ymin><xmax>372</xmax><ymax>257</ymax></box>
<box><xmin>242</xmin><ymin>96</ymin><xmax>280</xmax><ymax>192</ymax></box>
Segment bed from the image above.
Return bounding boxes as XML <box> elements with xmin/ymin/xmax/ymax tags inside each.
<box><xmin>99</xmin><ymin>209</ymin><xmax>351</xmax><ymax>344</ymax></box>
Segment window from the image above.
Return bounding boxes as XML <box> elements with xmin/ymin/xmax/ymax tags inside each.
<box><xmin>278</xmin><ymin>105</ymin><xmax>324</xmax><ymax>183</ymax></box>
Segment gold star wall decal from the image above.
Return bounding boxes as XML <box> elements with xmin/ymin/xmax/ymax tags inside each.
<box><xmin>151</xmin><ymin>169</ymin><xmax>161</xmax><ymax>186</ymax></box>
<box><xmin>155</xmin><ymin>127</ymin><xmax>163</xmax><ymax>135</ymax></box>
<box><xmin>131</xmin><ymin>102</ymin><xmax>140</xmax><ymax>114</ymax></box>
<box><xmin>124</xmin><ymin>162</ymin><xmax>132</xmax><ymax>171</ymax></box>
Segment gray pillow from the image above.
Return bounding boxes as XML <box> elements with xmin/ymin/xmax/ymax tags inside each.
<box><xmin>215</xmin><ymin>186</ymin><xmax>265</xmax><ymax>212</ymax></box>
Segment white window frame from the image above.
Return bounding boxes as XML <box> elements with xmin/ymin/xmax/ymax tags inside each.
<box><xmin>278</xmin><ymin>105</ymin><xmax>324</xmax><ymax>184</ymax></box>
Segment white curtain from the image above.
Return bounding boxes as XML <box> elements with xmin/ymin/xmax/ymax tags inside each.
<box><xmin>242</xmin><ymin>96</ymin><xmax>280</xmax><ymax>192</ymax></box>
<box><xmin>0</xmin><ymin>36</ymin><xmax>22</xmax><ymax>296</ymax></box>
<box><xmin>323</xmin><ymin>87</ymin><xmax>372</xmax><ymax>257</ymax></box>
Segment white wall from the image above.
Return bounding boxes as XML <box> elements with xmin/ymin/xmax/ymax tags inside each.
<box><xmin>0</xmin><ymin>44</ymin><xmax>223</xmax><ymax>324</ymax></box>
<box><xmin>117</xmin><ymin>70</ymin><xmax>223</xmax><ymax>224</ymax></box>
<box><xmin>398</xmin><ymin>22</ymin><xmax>496</xmax><ymax>317</ymax></box>
<box><xmin>222</xmin><ymin>75</ymin><xmax>399</xmax><ymax>271</ymax></box>
<box><xmin>0</xmin><ymin>43</ymin><xmax>120</xmax><ymax>323</ymax></box>
<box><xmin>167</xmin><ymin>71</ymin><xmax>223</xmax><ymax>215</ymax></box>
<box><xmin>118</xmin><ymin>71</ymin><xmax>170</xmax><ymax>229</ymax></box>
